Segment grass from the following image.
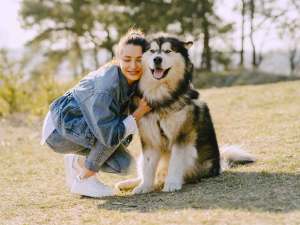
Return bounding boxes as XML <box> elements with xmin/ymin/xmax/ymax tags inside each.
<box><xmin>0</xmin><ymin>81</ymin><xmax>299</xmax><ymax>225</ymax></box>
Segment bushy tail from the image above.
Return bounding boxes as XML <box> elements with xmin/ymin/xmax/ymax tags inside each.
<box><xmin>220</xmin><ymin>145</ymin><xmax>256</xmax><ymax>172</ymax></box>
<box><xmin>115</xmin><ymin>178</ymin><xmax>141</xmax><ymax>191</ymax></box>
<box><xmin>115</xmin><ymin>155</ymin><xmax>143</xmax><ymax>191</ymax></box>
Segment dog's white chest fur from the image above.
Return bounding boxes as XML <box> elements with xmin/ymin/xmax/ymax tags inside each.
<box><xmin>159</xmin><ymin>108</ymin><xmax>187</xmax><ymax>142</ymax></box>
<box><xmin>138</xmin><ymin>107</ymin><xmax>188</xmax><ymax>150</ymax></box>
<box><xmin>138</xmin><ymin>113</ymin><xmax>162</xmax><ymax>149</ymax></box>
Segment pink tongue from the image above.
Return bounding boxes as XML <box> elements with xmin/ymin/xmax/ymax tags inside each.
<box><xmin>153</xmin><ymin>69</ymin><xmax>164</xmax><ymax>78</ymax></box>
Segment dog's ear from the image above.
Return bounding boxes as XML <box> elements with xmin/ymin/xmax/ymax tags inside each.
<box><xmin>184</xmin><ymin>41</ymin><xmax>193</xmax><ymax>49</ymax></box>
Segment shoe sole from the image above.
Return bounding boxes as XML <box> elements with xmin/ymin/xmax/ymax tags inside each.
<box><xmin>71</xmin><ymin>189</ymin><xmax>114</xmax><ymax>198</ymax></box>
<box><xmin>71</xmin><ymin>183</ymin><xmax>114</xmax><ymax>198</ymax></box>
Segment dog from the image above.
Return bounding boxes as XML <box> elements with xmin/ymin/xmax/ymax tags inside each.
<box><xmin>116</xmin><ymin>35</ymin><xmax>255</xmax><ymax>194</ymax></box>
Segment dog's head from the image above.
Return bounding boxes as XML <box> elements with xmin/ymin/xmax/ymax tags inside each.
<box><xmin>142</xmin><ymin>36</ymin><xmax>193</xmax><ymax>81</ymax></box>
<box><xmin>139</xmin><ymin>35</ymin><xmax>194</xmax><ymax>104</ymax></box>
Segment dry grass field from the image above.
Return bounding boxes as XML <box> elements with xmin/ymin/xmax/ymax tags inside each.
<box><xmin>0</xmin><ymin>81</ymin><xmax>299</xmax><ymax>225</ymax></box>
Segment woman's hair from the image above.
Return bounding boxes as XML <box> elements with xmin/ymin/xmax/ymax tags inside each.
<box><xmin>99</xmin><ymin>29</ymin><xmax>148</xmax><ymax>69</ymax></box>
<box><xmin>117</xmin><ymin>28</ymin><xmax>149</xmax><ymax>56</ymax></box>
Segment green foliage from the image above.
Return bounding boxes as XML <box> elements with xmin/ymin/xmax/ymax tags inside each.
<box><xmin>0</xmin><ymin>72</ymin><xmax>73</xmax><ymax>117</ymax></box>
<box><xmin>0</xmin><ymin>46</ymin><xmax>77</xmax><ymax>118</ymax></box>
<box><xmin>0</xmin><ymin>63</ymin><xmax>24</xmax><ymax>116</ymax></box>
<box><xmin>0</xmin><ymin>97</ymin><xmax>10</xmax><ymax>117</ymax></box>
<box><xmin>19</xmin><ymin>0</ymin><xmax>234</xmax><ymax>73</ymax></box>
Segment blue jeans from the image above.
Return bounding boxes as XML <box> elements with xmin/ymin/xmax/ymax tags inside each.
<box><xmin>46</xmin><ymin>129</ymin><xmax>132</xmax><ymax>174</ymax></box>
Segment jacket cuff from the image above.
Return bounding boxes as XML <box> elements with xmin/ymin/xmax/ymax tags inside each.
<box><xmin>84</xmin><ymin>160</ymin><xmax>100</xmax><ymax>172</ymax></box>
<box><xmin>122</xmin><ymin>115</ymin><xmax>138</xmax><ymax>137</ymax></box>
<box><xmin>84</xmin><ymin>141</ymin><xmax>114</xmax><ymax>172</ymax></box>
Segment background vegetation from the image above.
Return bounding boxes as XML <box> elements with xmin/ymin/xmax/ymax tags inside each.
<box><xmin>1</xmin><ymin>0</ymin><xmax>300</xmax><ymax>117</ymax></box>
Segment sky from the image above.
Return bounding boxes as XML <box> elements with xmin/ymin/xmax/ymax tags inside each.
<box><xmin>0</xmin><ymin>0</ymin><xmax>290</xmax><ymax>51</ymax></box>
<box><xmin>0</xmin><ymin>0</ymin><xmax>36</xmax><ymax>49</ymax></box>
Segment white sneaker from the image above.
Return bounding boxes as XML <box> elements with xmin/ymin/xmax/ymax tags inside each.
<box><xmin>70</xmin><ymin>175</ymin><xmax>113</xmax><ymax>198</ymax></box>
<box><xmin>64</xmin><ymin>154</ymin><xmax>82</xmax><ymax>189</ymax></box>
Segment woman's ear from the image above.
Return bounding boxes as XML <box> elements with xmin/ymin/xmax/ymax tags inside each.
<box><xmin>184</xmin><ymin>41</ymin><xmax>193</xmax><ymax>49</ymax></box>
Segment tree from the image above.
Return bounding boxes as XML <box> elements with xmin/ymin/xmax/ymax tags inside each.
<box><xmin>234</xmin><ymin>0</ymin><xmax>288</xmax><ymax>69</ymax></box>
<box><xmin>275</xmin><ymin>0</ymin><xmax>300</xmax><ymax>75</ymax></box>
<box><xmin>240</xmin><ymin>0</ymin><xmax>246</xmax><ymax>67</ymax></box>
<box><xmin>165</xmin><ymin>0</ymin><xmax>233</xmax><ymax>71</ymax></box>
<box><xmin>20</xmin><ymin>0</ymin><xmax>123</xmax><ymax>76</ymax></box>
<box><xmin>20</xmin><ymin>0</ymin><xmax>233</xmax><ymax>75</ymax></box>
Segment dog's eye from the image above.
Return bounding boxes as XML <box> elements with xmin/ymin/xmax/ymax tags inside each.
<box><xmin>150</xmin><ymin>49</ymin><xmax>156</xmax><ymax>53</ymax></box>
<box><xmin>164</xmin><ymin>50</ymin><xmax>172</xmax><ymax>54</ymax></box>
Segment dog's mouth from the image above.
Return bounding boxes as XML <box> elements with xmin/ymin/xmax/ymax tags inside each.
<box><xmin>150</xmin><ymin>67</ymin><xmax>171</xmax><ymax>80</ymax></box>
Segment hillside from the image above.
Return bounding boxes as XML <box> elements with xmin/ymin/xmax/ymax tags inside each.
<box><xmin>0</xmin><ymin>81</ymin><xmax>299</xmax><ymax>225</ymax></box>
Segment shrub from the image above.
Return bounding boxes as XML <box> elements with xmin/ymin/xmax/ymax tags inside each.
<box><xmin>0</xmin><ymin>73</ymin><xmax>74</xmax><ymax>117</ymax></box>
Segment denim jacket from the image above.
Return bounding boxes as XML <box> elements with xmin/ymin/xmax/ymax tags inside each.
<box><xmin>49</xmin><ymin>65</ymin><xmax>136</xmax><ymax>155</ymax></box>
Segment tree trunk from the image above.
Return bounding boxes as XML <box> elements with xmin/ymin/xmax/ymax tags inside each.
<box><xmin>240</xmin><ymin>0</ymin><xmax>246</xmax><ymax>67</ymax></box>
<box><xmin>105</xmin><ymin>28</ymin><xmax>114</xmax><ymax>59</ymax></box>
<box><xmin>74</xmin><ymin>39</ymin><xmax>85</xmax><ymax>76</ymax></box>
<box><xmin>201</xmin><ymin>16</ymin><xmax>212</xmax><ymax>71</ymax></box>
<box><xmin>249</xmin><ymin>0</ymin><xmax>257</xmax><ymax>68</ymax></box>
<box><xmin>289</xmin><ymin>47</ymin><xmax>297</xmax><ymax>75</ymax></box>
<box><xmin>93</xmin><ymin>46</ymin><xmax>100</xmax><ymax>70</ymax></box>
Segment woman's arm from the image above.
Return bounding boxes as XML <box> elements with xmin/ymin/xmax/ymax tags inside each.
<box><xmin>132</xmin><ymin>98</ymin><xmax>151</xmax><ymax>122</ymax></box>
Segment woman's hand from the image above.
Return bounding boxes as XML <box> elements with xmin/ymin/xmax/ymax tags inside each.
<box><xmin>132</xmin><ymin>98</ymin><xmax>151</xmax><ymax>122</ymax></box>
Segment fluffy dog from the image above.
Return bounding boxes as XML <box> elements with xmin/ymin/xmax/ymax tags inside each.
<box><xmin>116</xmin><ymin>35</ymin><xmax>255</xmax><ymax>194</ymax></box>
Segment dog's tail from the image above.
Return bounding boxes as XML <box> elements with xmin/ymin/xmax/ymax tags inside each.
<box><xmin>115</xmin><ymin>155</ymin><xmax>143</xmax><ymax>191</ymax></box>
<box><xmin>220</xmin><ymin>145</ymin><xmax>256</xmax><ymax>172</ymax></box>
<box><xmin>115</xmin><ymin>178</ymin><xmax>141</xmax><ymax>191</ymax></box>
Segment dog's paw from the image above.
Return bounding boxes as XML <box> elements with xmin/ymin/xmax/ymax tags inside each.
<box><xmin>162</xmin><ymin>182</ymin><xmax>182</xmax><ymax>192</ymax></box>
<box><xmin>132</xmin><ymin>184</ymin><xmax>154</xmax><ymax>194</ymax></box>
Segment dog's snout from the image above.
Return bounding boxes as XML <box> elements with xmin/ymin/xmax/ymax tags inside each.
<box><xmin>154</xmin><ymin>57</ymin><xmax>162</xmax><ymax>65</ymax></box>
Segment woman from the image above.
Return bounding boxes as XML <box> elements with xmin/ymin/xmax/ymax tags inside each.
<box><xmin>41</xmin><ymin>29</ymin><xmax>151</xmax><ymax>198</ymax></box>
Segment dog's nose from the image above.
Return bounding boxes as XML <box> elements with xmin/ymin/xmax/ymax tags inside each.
<box><xmin>153</xmin><ymin>57</ymin><xmax>162</xmax><ymax>65</ymax></box>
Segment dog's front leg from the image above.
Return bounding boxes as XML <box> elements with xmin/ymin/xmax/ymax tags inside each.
<box><xmin>133</xmin><ymin>148</ymin><xmax>160</xmax><ymax>194</ymax></box>
<box><xmin>163</xmin><ymin>145</ymin><xmax>196</xmax><ymax>192</ymax></box>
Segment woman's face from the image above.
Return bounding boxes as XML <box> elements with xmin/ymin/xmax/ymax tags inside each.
<box><xmin>118</xmin><ymin>44</ymin><xmax>143</xmax><ymax>85</ymax></box>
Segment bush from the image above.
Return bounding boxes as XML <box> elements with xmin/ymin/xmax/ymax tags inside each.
<box><xmin>0</xmin><ymin>97</ymin><xmax>10</xmax><ymax>117</ymax></box>
<box><xmin>0</xmin><ymin>73</ymin><xmax>74</xmax><ymax>117</ymax></box>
